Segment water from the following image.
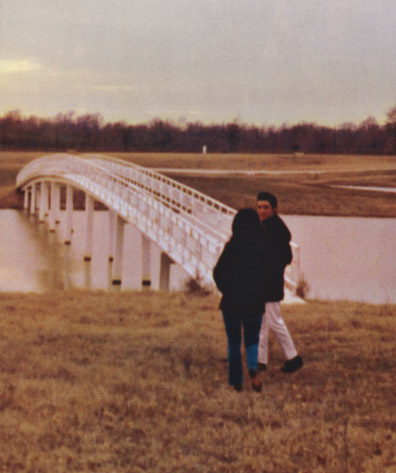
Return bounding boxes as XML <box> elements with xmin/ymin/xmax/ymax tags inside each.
<box><xmin>0</xmin><ymin>209</ymin><xmax>189</xmax><ymax>293</ymax></box>
<box><xmin>1</xmin><ymin>210</ymin><xmax>395</xmax><ymax>303</ymax></box>
<box><xmin>283</xmin><ymin>215</ymin><xmax>396</xmax><ymax>304</ymax></box>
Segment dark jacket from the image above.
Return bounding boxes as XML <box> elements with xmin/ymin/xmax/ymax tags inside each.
<box><xmin>262</xmin><ymin>213</ymin><xmax>292</xmax><ymax>301</ymax></box>
<box><xmin>213</xmin><ymin>209</ymin><xmax>272</xmax><ymax>315</ymax></box>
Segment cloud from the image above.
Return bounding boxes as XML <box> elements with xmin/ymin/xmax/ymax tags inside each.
<box><xmin>0</xmin><ymin>59</ymin><xmax>40</xmax><ymax>74</ymax></box>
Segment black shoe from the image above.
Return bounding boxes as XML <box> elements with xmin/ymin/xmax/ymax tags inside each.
<box><xmin>281</xmin><ymin>355</ymin><xmax>303</xmax><ymax>374</ymax></box>
<box><xmin>233</xmin><ymin>384</ymin><xmax>242</xmax><ymax>392</ymax></box>
<box><xmin>249</xmin><ymin>369</ymin><xmax>262</xmax><ymax>392</ymax></box>
<box><xmin>257</xmin><ymin>362</ymin><xmax>267</xmax><ymax>372</ymax></box>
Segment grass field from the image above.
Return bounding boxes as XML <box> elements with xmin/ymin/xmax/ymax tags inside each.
<box><xmin>1</xmin><ymin>151</ymin><xmax>396</xmax><ymax>216</ymax></box>
<box><xmin>1</xmin><ymin>152</ymin><xmax>396</xmax><ymax>471</ymax></box>
<box><xmin>0</xmin><ymin>290</ymin><xmax>395</xmax><ymax>472</ymax></box>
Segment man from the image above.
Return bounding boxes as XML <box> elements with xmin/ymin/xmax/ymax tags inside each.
<box><xmin>256</xmin><ymin>191</ymin><xmax>303</xmax><ymax>374</ymax></box>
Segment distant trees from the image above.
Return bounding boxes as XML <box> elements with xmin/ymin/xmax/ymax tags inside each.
<box><xmin>1</xmin><ymin>106</ymin><xmax>396</xmax><ymax>154</ymax></box>
<box><xmin>385</xmin><ymin>105</ymin><xmax>396</xmax><ymax>153</ymax></box>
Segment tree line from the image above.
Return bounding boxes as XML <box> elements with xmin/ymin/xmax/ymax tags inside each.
<box><xmin>1</xmin><ymin>106</ymin><xmax>396</xmax><ymax>154</ymax></box>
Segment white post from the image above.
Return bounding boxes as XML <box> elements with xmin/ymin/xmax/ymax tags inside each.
<box><xmin>141</xmin><ymin>233</ymin><xmax>151</xmax><ymax>288</ymax></box>
<box><xmin>159</xmin><ymin>252</ymin><xmax>174</xmax><ymax>290</ymax></box>
<box><xmin>35</xmin><ymin>186</ymin><xmax>40</xmax><ymax>213</ymax></box>
<box><xmin>54</xmin><ymin>182</ymin><xmax>61</xmax><ymax>224</ymax></box>
<box><xmin>48</xmin><ymin>181</ymin><xmax>57</xmax><ymax>232</ymax></box>
<box><xmin>23</xmin><ymin>189</ymin><xmax>29</xmax><ymax>210</ymax></box>
<box><xmin>112</xmin><ymin>216</ymin><xmax>125</xmax><ymax>286</ymax></box>
<box><xmin>39</xmin><ymin>181</ymin><xmax>49</xmax><ymax>223</ymax></box>
<box><xmin>65</xmin><ymin>185</ymin><xmax>73</xmax><ymax>245</ymax></box>
<box><xmin>108</xmin><ymin>209</ymin><xmax>117</xmax><ymax>262</ymax></box>
<box><xmin>84</xmin><ymin>194</ymin><xmax>94</xmax><ymax>262</ymax></box>
<box><xmin>30</xmin><ymin>185</ymin><xmax>36</xmax><ymax>214</ymax></box>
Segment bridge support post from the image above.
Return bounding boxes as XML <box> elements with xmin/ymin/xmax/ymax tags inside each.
<box><xmin>112</xmin><ymin>216</ymin><xmax>125</xmax><ymax>286</ymax></box>
<box><xmin>84</xmin><ymin>194</ymin><xmax>94</xmax><ymax>261</ymax></box>
<box><xmin>141</xmin><ymin>234</ymin><xmax>151</xmax><ymax>288</ymax></box>
<box><xmin>29</xmin><ymin>185</ymin><xmax>36</xmax><ymax>214</ymax></box>
<box><xmin>48</xmin><ymin>181</ymin><xmax>59</xmax><ymax>232</ymax></box>
<box><xmin>159</xmin><ymin>252</ymin><xmax>174</xmax><ymax>291</ymax></box>
<box><xmin>108</xmin><ymin>209</ymin><xmax>117</xmax><ymax>262</ymax></box>
<box><xmin>55</xmin><ymin>184</ymin><xmax>61</xmax><ymax>224</ymax></box>
<box><xmin>65</xmin><ymin>185</ymin><xmax>73</xmax><ymax>245</ymax></box>
<box><xmin>35</xmin><ymin>186</ymin><xmax>40</xmax><ymax>213</ymax></box>
<box><xmin>52</xmin><ymin>182</ymin><xmax>61</xmax><ymax>225</ymax></box>
<box><xmin>39</xmin><ymin>181</ymin><xmax>49</xmax><ymax>223</ymax></box>
<box><xmin>23</xmin><ymin>188</ymin><xmax>29</xmax><ymax>210</ymax></box>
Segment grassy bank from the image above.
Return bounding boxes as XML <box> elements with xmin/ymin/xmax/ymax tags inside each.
<box><xmin>2</xmin><ymin>151</ymin><xmax>396</xmax><ymax>216</ymax></box>
<box><xmin>0</xmin><ymin>290</ymin><xmax>395</xmax><ymax>472</ymax></box>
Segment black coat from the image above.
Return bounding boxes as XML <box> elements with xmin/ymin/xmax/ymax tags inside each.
<box><xmin>213</xmin><ymin>230</ymin><xmax>272</xmax><ymax>315</ymax></box>
<box><xmin>262</xmin><ymin>213</ymin><xmax>292</xmax><ymax>301</ymax></box>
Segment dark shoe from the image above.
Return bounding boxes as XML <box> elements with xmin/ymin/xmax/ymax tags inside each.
<box><xmin>248</xmin><ymin>369</ymin><xmax>262</xmax><ymax>392</ymax></box>
<box><xmin>257</xmin><ymin>362</ymin><xmax>267</xmax><ymax>372</ymax></box>
<box><xmin>233</xmin><ymin>384</ymin><xmax>242</xmax><ymax>392</ymax></box>
<box><xmin>281</xmin><ymin>355</ymin><xmax>303</xmax><ymax>374</ymax></box>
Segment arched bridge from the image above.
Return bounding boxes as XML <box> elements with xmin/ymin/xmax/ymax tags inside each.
<box><xmin>16</xmin><ymin>154</ymin><xmax>301</xmax><ymax>294</ymax></box>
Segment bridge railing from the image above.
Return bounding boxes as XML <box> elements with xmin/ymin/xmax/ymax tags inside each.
<box><xmin>85</xmin><ymin>154</ymin><xmax>235</xmax><ymax>240</ymax></box>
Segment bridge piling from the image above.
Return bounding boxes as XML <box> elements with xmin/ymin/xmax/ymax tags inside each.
<box><xmin>48</xmin><ymin>181</ymin><xmax>58</xmax><ymax>232</ymax></box>
<box><xmin>141</xmin><ymin>234</ymin><xmax>151</xmax><ymax>288</ymax></box>
<box><xmin>112</xmin><ymin>216</ymin><xmax>125</xmax><ymax>286</ymax></box>
<box><xmin>23</xmin><ymin>188</ymin><xmax>29</xmax><ymax>210</ymax></box>
<box><xmin>64</xmin><ymin>185</ymin><xmax>73</xmax><ymax>245</ymax></box>
<box><xmin>107</xmin><ymin>210</ymin><xmax>117</xmax><ymax>262</ymax></box>
<box><xmin>29</xmin><ymin>185</ymin><xmax>36</xmax><ymax>215</ymax></box>
<box><xmin>39</xmin><ymin>182</ymin><xmax>49</xmax><ymax>223</ymax></box>
<box><xmin>159</xmin><ymin>252</ymin><xmax>175</xmax><ymax>290</ymax></box>
<box><xmin>55</xmin><ymin>184</ymin><xmax>61</xmax><ymax>224</ymax></box>
<box><xmin>84</xmin><ymin>194</ymin><xmax>94</xmax><ymax>261</ymax></box>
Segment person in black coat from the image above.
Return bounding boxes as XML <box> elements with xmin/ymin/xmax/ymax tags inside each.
<box><xmin>256</xmin><ymin>192</ymin><xmax>303</xmax><ymax>374</ymax></box>
<box><xmin>213</xmin><ymin>208</ymin><xmax>272</xmax><ymax>392</ymax></box>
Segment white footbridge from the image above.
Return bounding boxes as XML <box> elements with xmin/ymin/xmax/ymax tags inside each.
<box><xmin>16</xmin><ymin>154</ymin><xmax>301</xmax><ymax>295</ymax></box>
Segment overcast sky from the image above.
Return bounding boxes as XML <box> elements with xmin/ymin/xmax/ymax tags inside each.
<box><xmin>0</xmin><ymin>0</ymin><xmax>395</xmax><ymax>126</ymax></box>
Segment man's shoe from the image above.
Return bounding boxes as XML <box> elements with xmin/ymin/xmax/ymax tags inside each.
<box><xmin>233</xmin><ymin>384</ymin><xmax>242</xmax><ymax>392</ymax></box>
<box><xmin>257</xmin><ymin>362</ymin><xmax>267</xmax><ymax>372</ymax></box>
<box><xmin>249</xmin><ymin>369</ymin><xmax>262</xmax><ymax>392</ymax></box>
<box><xmin>281</xmin><ymin>355</ymin><xmax>303</xmax><ymax>374</ymax></box>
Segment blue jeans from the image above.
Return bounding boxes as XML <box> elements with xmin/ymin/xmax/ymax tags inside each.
<box><xmin>222</xmin><ymin>311</ymin><xmax>263</xmax><ymax>387</ymax></box>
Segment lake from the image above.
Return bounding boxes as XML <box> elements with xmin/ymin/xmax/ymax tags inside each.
<box><xmin>0</xmin><ymin>210</ymin><xmax>395</xmax><ymax>303</ymax></box>
<box><xmin>283</xmin><ymin>215</ymin><xmax>396</xmax><ymax>304</ymax></box>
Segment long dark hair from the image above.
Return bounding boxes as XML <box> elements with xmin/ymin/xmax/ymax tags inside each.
<box><xmin>231</xmin><ymin>208</ymin><xmax>262</xmax><ymax>240</ymax></box>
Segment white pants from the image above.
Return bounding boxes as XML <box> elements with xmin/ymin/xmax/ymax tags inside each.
<box><xmin>258</xmin><ymin>302</ymin><xmax>298</xmax><ymax>365</ymax></box>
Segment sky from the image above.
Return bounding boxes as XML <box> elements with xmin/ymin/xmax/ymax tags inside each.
<box><xmin>0</xmin><ymin>0</ymin><xmax>395</xmax><ymax>127</ymax></box>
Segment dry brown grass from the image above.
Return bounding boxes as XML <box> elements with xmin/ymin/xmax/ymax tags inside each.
<box><xmin>172</xmin><ymin>172</ymin><xmax>396</xmax><ymax>217</ymax></box>
<box><xmin>0</xmin><ymin>290</ymin><xmax>395</xmax><ymax>472</ymax></box>
<box><xmin>109</xmin><ymin>152</ymin><xmax>396</xmax><ymax>172</ymax></box>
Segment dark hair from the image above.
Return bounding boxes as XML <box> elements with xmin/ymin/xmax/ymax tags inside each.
<box><xmin>231</xmin><ymin>208</ymin><xmax>262</xmax><ymax>237</ymax></box>
<box><xmin>257</xmin><ymin>191</ymin><xmax>277</xmax><ymax>209</ymax></box>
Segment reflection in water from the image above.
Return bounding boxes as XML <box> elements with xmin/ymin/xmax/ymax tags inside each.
<box><xmin>0</xmin><ymin>210</ymin><xmax>73</xmax><ymax>292</ymax></box>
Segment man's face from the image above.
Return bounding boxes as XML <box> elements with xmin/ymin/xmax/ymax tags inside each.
<box><xmin>257</xmin><ymin>200</ymin><xmax>274</xmax><ymax>221</ymax></box>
